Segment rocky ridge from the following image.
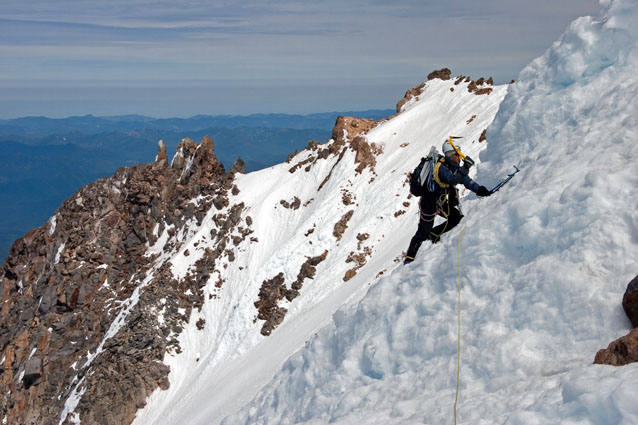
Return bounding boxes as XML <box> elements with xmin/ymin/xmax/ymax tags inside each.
<box><xmin>0</xmin><ymin>136</ymin><xmax>245</xmax><ymax>425</ymax></box>
<box><xmin>0</xmin><ymin>104</ymin><xmax>386</xmax><ymax>424</ymax></box>
<box><xmin>1</xmin><ymin>69</ymin><xmax>505</xmax><ymax>425</ymax></box>
<box><xmin>396</xmin><ymin>68</ymin><xmax>497</xmax><ymax>114</ymax></box>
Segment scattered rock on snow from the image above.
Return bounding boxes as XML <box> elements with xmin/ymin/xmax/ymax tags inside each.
<box><xmin>351</xmin><ymin>136</ymin><xmax>382</xmax><ymax>174</ymax></box>
<box><xmin>280</xmin><ymin>197</ymin><xmax>301</xmax><ymax>210</ymax></box>
<box><xmin>255</xmin><ymin>273</ymin><xmax>288</xmax><ymax>336</ymax></box>
<box><xmin>343</xmin><ymin>268</ymin><xmax>357</xmax><ymax>282</ymax></box>
<box><xmin>467</xmin><ymin>77</ymin><xmax>494</xmax><ymax>95</ymax></box>
<box><xmin>254</xmin><ymin>251</ymin><xmax>329</xmax><ymax>336</ymax></box>
<box><xmin>333</xmin><ymin>210</ymin><xmax>355</xmax><ymax>241</ymax></box>
<box><xmin>479</xmin><ymin>129</ymin><xmax>487</xmax><ymax>143</ymax></box>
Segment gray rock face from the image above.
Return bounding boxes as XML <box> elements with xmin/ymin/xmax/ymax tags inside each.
<box><xmin>23</xmin><ymin>356</ymin><xmax>42</xmax><ymax>389</ymax></box>
<box><xmin>0</xmin><ymin>136</ymin><xmax>245</xmax><ymax>425</ymax></box>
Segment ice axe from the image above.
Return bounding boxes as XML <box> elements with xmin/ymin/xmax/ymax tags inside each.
<box><xmin>446</xmin><ymin>136</ymin><xmax>475</xmax><ymax>168</ymax></box>
<box><xmin>490</xmin><ymin>165</ymin><xmax>520</xmax><ymax>194</ymax></box>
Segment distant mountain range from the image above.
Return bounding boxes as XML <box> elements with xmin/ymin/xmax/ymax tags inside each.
<box><xmin>0</xmin><ymin>110</ymin><xmax>394</xmax><ymax>262</ymax></box>
<box><xmin>0</xmin><ymin>110</ymin><xmax>395</xmax><ymax>137</ymax></box>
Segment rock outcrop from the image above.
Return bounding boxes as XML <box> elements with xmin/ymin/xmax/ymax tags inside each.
<box><xmin>595</xmin><ymin>328</ymin><xmax>638</xmax><ymax>366</ymax></box>
<box><xmin>333</xmin><ymin>210</ymin><xmax>355</xmax><ymax>241</ymax></box>
<box><xmin>156</xmin><ymin>139</ymin><xmax>167</xmax><ymax>164</ymax></box>
<box><xmin>0</xmin><ymin>137</ymin><xmax>243</xmax><ymax>425</ymax></box>
<box><xmin>594</xmin><ymin>275</ymin><xmax>638</xmax><ymax>366</ymax></box>
<box><xmin>427</xmin><ymin>67</ymin><xmax>452</xmax><ymax>81</ymax></box>
<box><xmin>254</xmin><ymin>251</ymin><xmax>328</xmax><ymax>336</ymax></box>
<box><xmin>330</xmin><ymin>116</ymin><xmax>381</xmax><ymax>174</ymax></box>
<box><xmin>396</xmin><ymin>68</ymin><xmax>495</xmax><ymax>114</ymax></box>
<box><xmin>396</xmin><ymin>83</ymin><xmax>426</xmax><ymax>113</ymax></box>
<box><xmin>455</xmin><ymin>75</ymin><xmax>494</xmax><ymax>95</ymax></box>
<box><xmin>331</xmin><ymin>116</ymin><xmax>377</xmax><ymax>147</ymax></box>
<box><xmin>286</xmin><ymin>114</ymin><xmax>381</xmax><ymax>191</ymax></box>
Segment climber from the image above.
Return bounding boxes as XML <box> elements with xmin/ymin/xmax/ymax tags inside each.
<box><xmin>404</xmin><ymin>139</ymin><xmax>490</xmax><ymax>264</ymax></box>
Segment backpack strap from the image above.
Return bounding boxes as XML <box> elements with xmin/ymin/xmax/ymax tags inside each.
<box><xmin>434</xmin><ymin>157</ymin><xmax>449</xmax><ymax>188</ymax></box>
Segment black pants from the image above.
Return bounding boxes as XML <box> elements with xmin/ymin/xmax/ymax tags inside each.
<box><xmin>406</xmin><ymin>189</ymin><xmax>463</xmax><ymax>259</ymax></box>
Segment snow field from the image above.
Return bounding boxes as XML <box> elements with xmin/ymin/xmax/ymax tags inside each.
<box><xmin>137</xmin><ymin>2</ymin><xmax>638</xmax><ymax>422</ymax></box>
<box><xmin>133</xmin><ymin>75</ymin><xmax>507</xmax><ymax>425</ymax></box>
<box><xmin>222</xmin><ymin>1</ymin><xmax>638</xmax><ymax>424</ymax></box>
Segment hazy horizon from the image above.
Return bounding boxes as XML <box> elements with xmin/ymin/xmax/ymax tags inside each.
<box><xmin>1</xmin><ymin>0</ymin><xmax>601</xmax><ymax>119</ymax></box>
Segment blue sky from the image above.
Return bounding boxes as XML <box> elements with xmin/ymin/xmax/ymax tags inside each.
<box><xmin>0</xmin><ymin>0</ymin><xmax>601</xmax><ymax>118</ymax></box>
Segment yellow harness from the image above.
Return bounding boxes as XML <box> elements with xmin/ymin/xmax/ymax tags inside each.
<box><xmin>433</xmin><ymin>157</ymin><xmax>449</xmax><ymax>188</ymax></box>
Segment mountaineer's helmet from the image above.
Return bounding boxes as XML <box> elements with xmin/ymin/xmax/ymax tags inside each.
<box><xmin>442</xmin><ymin>141</ymin><xmax>457</xmax><ymax>158</ymax></box>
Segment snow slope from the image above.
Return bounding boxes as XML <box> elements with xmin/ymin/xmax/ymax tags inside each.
<box><xmin>133</xmin><ymin>70</ymin><xmax>508</xmax><ymax>423</ymax></box>
<box><xmin>132</xmin><ymin>1</ymin><xmax>638</xmax><ymax>424</ymax></box>
<box><xmin>220</xmin><ymin>1</ymin><xmax>638</xmax><ymax>424</ymax></box>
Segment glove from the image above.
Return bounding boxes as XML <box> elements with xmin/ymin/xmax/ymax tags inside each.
<box><xmin>463</xmin><ymin>156</ymin><xmax>475</xmax><ymax>170</ymax></box>
<box><xmin>476</xmin><ymin>186</ymin><xmax>491</xmax><ymax>197</ymax></box>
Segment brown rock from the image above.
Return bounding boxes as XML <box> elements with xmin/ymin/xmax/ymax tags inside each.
<box><xmin>343</xmin><ymin>269</ymin><xmax>357</xmax><ymax>282</ymax></box>
<box><xmin>156</xmin><ymin>140</ymin><xmax>167</xmax><ymax>164</ymax></box>
<box><xmin>475</xmin><ymin>87</ymin><xmax>493</xmax><ymax>96</ymax></box>
<box><xmin>427</xmin><ymin>68</ymin><xmax>452</xmax><ymax>81</ymax></box>
<box><xmin>594</xmin><ymin>328</ymin><xmax>638</xmax><ymax>366</ymax></box>
<box><xmin>396</xmin><ymin>83</ymin><xmax>426</xmax><ymax>113</ymax></box>
<box><xmin>292</xmin><ymin>251</ymin><xmax>328</xmax><ymax>291</ymax></box>
<box><xmin>230</xmin><ymin>157</ymin><xmax>246</xmax><ymax>174</ymax></box>
<box><xmin>342</xmin><ymin>191</ymin><xmax>353</xmax><ymax>205</ymax></box>
<box><xmin>351</xmin><ymin>137</ymin><xmax>373</xmax><ymax>173</ymax></box>
<box><xmin>333</xmin><ymin>210</ymin><xmax>355</xmax><ymax>241</ymax></box>
<box><xmin>331</xmin><ymin>116</ymin><xmax>377</xmax><ymax>145</ymax></box>
<box><xmin>196</xmin><ymin>318</ymin><xmax>206</xmax><ymax>330</ymax></box>
<box><xmin>280</xmin><ymin>197</ymin><xmax>301</xmax><ymax>210</ymax></box>
<box><xmin>255</xmin><ymin>273</ymin><xmax>288</xmax><ymax>336</ymax></box>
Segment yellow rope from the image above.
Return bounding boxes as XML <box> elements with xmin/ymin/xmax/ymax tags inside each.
<box><xmin>454</xmin><ymin>227</ymin><xmax>467</xmax><ymax>425</ymax></box>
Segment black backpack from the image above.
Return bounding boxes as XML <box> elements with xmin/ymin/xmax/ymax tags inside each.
<box><xmin>409</xmin><ymin>146</ymin><xmax>439</xmax><ymax>197</ymax></box>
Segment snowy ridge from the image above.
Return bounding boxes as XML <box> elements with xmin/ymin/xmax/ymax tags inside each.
<box><xmin>221</xmin><ymin>1</ymin><xmax>638</xmax><ymax>424</ymax></box>
<box><xmin>133</xmin><ymin>78</ymin><xmax>507</xmax><ymax>424</ymax></box>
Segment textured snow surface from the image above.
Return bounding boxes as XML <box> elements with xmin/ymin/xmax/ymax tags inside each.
<box><xmin>136</xmin><ymin>1</ymin><xmax>638</xmax><ymax>424</ymax></box>
<box><xmin>133</xmin><ymin>75</ymin><xmax>507</xmax><ymax>425</ymax></box>
<box><xmin>222</xmin><ymin>1</ymin><xmax>638</xmax><ymax>424</ymax></box>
